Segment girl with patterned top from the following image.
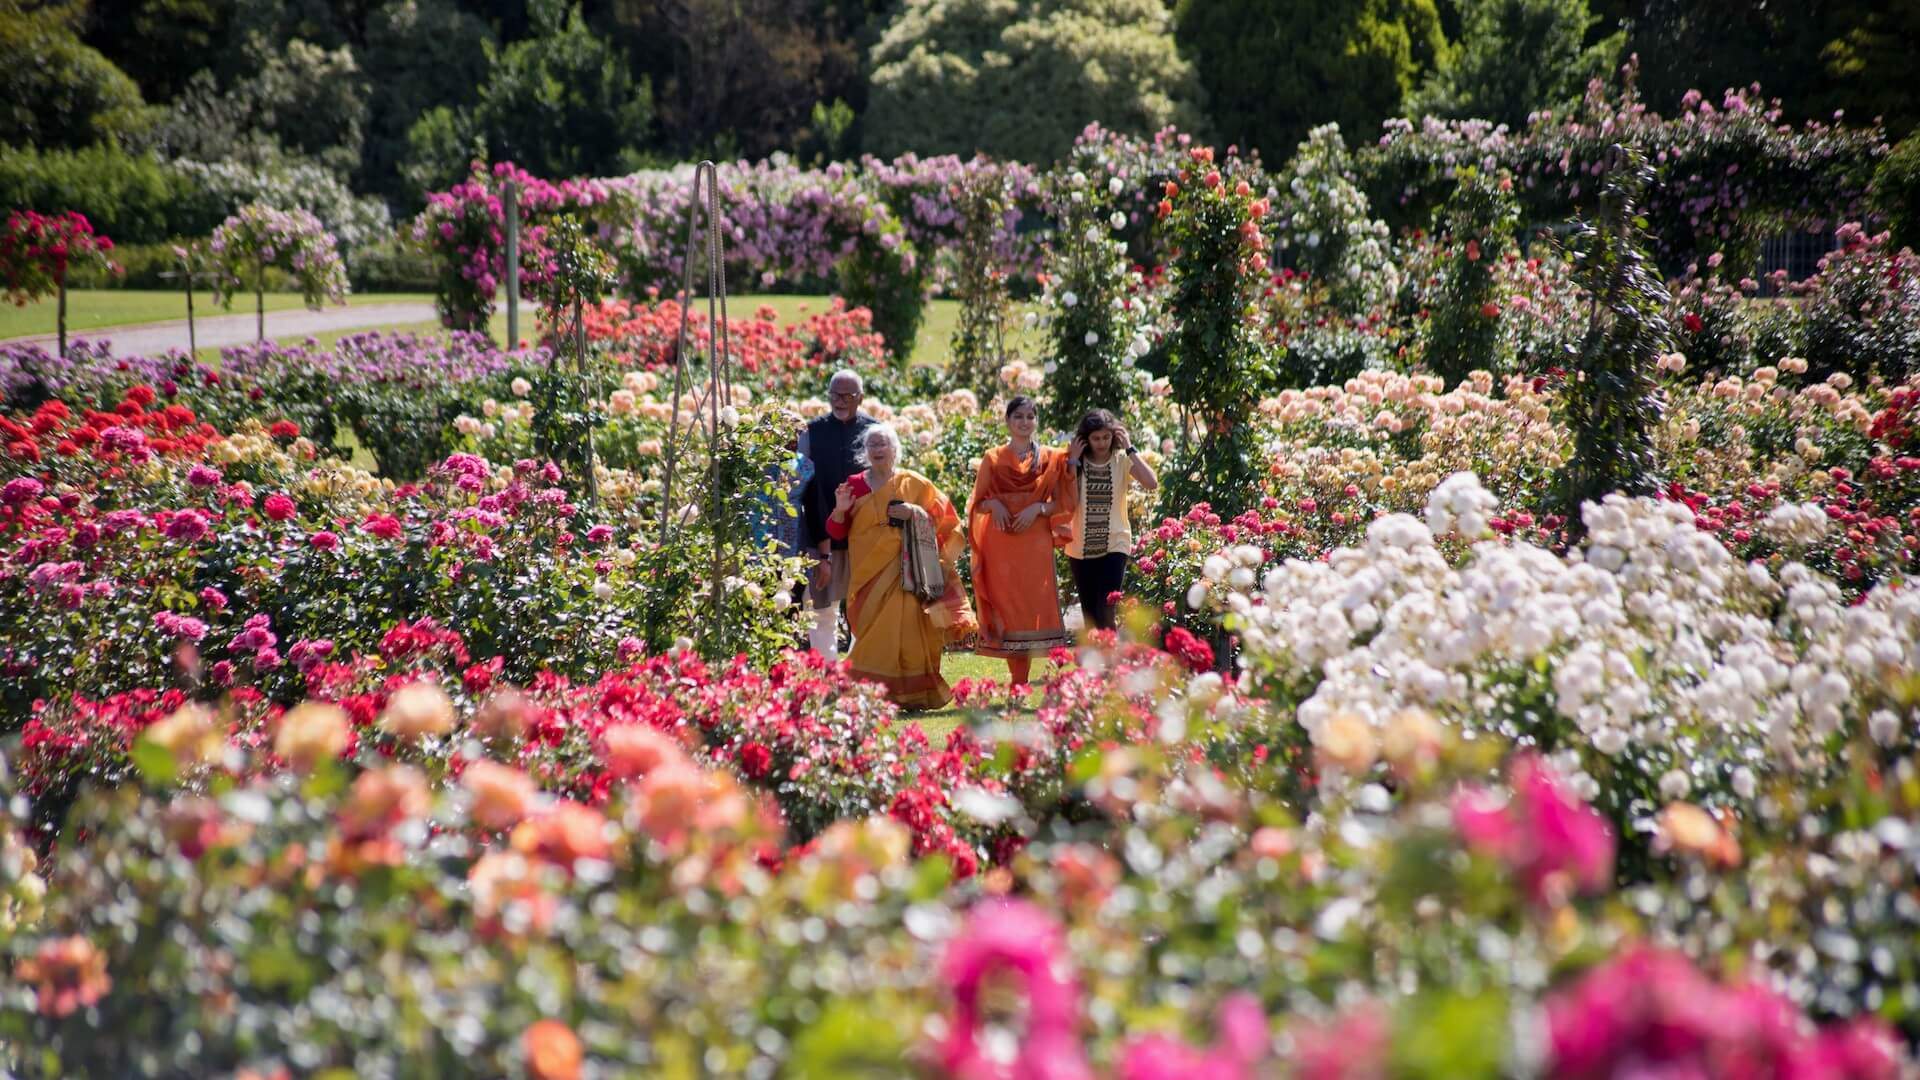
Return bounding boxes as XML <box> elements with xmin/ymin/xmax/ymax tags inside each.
<box><xmin>1065</xmin><ymin>409</ymin><xmax>1158</xmax><ymax>632</ymax></box>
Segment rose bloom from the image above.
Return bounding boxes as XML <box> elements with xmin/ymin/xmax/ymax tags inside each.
<box><xmin>464</xmin><ymin>759</ymin><xmax>539</xmax><ymax>831</ymax></box>
<box><xmin>262</xmin><ymin>493</ymin><xmax>297</xmax><ymax>521</ymax></box>
<box><xmin>275</xmin><ymin>701</ymin><xmax>350</xmax><ymax>772</ymax></box>
<box><xmin>603</xmin><ymin>723</ymin><xmax>688</xmax><ymax>779</ymax></box>
<box><xmin>17</xmin><ymin>935</ymin><xmax>112</xmax><ymax>1018</ymax></box>
<box><xmin>472</xmin><ymin>687</ymin><xmax>531</xmax><ymax>740</ymax></box>
<box><xmin>1314</xmin><ymin>710</ymin><xmax>1377</xmax><ymax>774</ymax></box>
<box><xmin>523</xmin><ymin>1019</ymin><xmax>584</xmax><ymax>1080</ymax></box>
<box><xmin>379</xmin><ymin>681</ymin><xmax>456</xmax><ymax>740</ymax></box>
<box><xmin>144</xmin><ymin>702</ymin><xmax>224</xmax><ymax>768</ymax></box>
<box><xmin>469</xmin><ymin>852</ymin><xmax>557</xmax><ymax>938</ymax></box>
<box><xmin>512</xmin><ymin>801</ymin><xmax>612</xmax><ymax>870</ymax></box>
<box><xmin>635</xmin><ymin>762</ymin><xmax>747</xmax><ymax>850</ymax></box>
<box><xmin>338</xmin><ymin>764</ymin><xmax>431</xmax><ymax>842</ymax></box>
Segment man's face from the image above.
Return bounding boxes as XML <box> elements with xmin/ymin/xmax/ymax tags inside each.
<box><xmin>829</xmin><ymin>378</ymin><xmax>862</xmax><ymax>420</ymax></box>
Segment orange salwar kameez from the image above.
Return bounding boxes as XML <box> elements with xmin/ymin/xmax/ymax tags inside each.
<box><xmin>968</xmin><ymin>445</ymin><xmax>1075</xmax><ymax>686</ymax></box>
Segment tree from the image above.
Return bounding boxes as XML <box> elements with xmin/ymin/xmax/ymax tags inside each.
<box><xmin>1410</xmin><ymin>0</ymin><xmax>1622</xmax><ymax>126</ymax></box>
<box><xmin>865</xmin><ymin>0</ymin><xmax>1208</xmax><ymax>165</ymax></box>
<box><xmin>431</xmin><ymin>0</ymin><xmax>654</xmax><ymax>180</ymax></box>
<box><xmin>146</xmin><ymin>34</ymin><xmax>369</xmax><ymax>176</ymax></box>
<box><xmin>360</xmin><ymin>0</ymin><xmax>494</xmax><ymax>204</ymax></box>
<box><xmin>0</xmin><ymin>0</ymin><xmax>152</xmax><ymax>150</ymax></box>
<box><xmin>1818</xmin><ymin>0</ymin><xmax>1920</xmax><ymax>139</ymax></box>
<box><xmin>82</xmin><ymin>0</ymin><xmax>236</xmax><ymax>104</ymax></box>
<box><xmin>605</xmin><ymin>0</ymin><xmax>858</xmax><ymax>159</ymax></box>
<box><xmin>1174</xmin><ymin>0</ymin><xmax>1444</xmax><ymax>163</ymax></box>
<box><xmin>1559</xmin><ymin>147</ymin><xmax>1669</xmax><ymax>538</ymax></box>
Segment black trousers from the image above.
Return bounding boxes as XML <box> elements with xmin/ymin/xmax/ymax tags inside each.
<box><xmin>1068</xmin><ymin>552</ymin><xmax>1129</xmax><ymax>632</ymax></box>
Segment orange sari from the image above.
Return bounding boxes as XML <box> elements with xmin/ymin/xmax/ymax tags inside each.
<box><xmin>968</xmin><ymin>444</ymin><xmax>1075</xmax><ymax>659</ymax></box>
<box><xmin>845</xmin><ymin>469</ymin><xmax>973</xmax><ymax>709</ymax></box>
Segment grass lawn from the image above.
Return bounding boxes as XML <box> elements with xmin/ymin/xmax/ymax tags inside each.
<box><xmin>10</xmin><ymin>288</ymin><xmax>1042</xmax><ymax>371</ymax></box>
<box><xmin>916</xmin><ymin>650</ymin><xmax>1056</xmax><ymax>741</ymax></box>
<box><xmin>194</xmin><ymin>292</ymin><xmax>1044</xmax><ymax>372</ymax></box>
<box><xmin>0</xmin><ymin>290</ymin><xmax>434</xmax><ymax>341</ymax></box>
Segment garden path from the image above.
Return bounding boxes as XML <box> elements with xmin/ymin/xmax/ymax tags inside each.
<box><xmin>0</xmin><ymin>301</ymin><xmax>440</xmax><ymax>355</ymax></box>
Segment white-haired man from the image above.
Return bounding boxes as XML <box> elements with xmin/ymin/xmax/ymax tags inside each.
<box><xmin>799</xmin><ymin>369</ymin><xmax>876</xmax><ymax>657</ymax></box>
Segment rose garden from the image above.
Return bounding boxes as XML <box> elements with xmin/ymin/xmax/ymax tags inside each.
<box><xmin>5</xmin><ymin>3</ymin><xmax>1920</xmax><ymax>1075</ymax></box>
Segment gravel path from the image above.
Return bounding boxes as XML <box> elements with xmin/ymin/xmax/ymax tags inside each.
<box><xmin>1</xmin><ymin>301</ymin><xmax>442</xmax><ymax>356</ymax></box>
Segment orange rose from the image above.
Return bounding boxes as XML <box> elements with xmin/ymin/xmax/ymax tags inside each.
<box><xmin>468</xmin><ymin>852</ymin><xmax>556</xmax><ymax>937</ymax></box>
<box><xmin>144</xmin><ymin>703</ymin><xmax>224</xmax><ymax>768</ymax></box>
<box><xmin>274</xmin><ymin>702</ymin><xmax>350</xmax><ymax>773</ymax></box>
<box><xmin>463</xmin><ymin>760</ymin><xmax>538</xmax><ymax>831</ymax></box>
<box><xmin>511</xmin><ymin>801</ymin><xmax>612</xmax><ymax>870</ymax></box>
<box><xmin>16</xmin><ymin>935</ymin><xmax>111</xmax><ymax>1017</ymax></box>
<box><xmin>523</xmin><ymin>1019</ymin><xmax>584</xmax><ymax>1080</ymax></box>
<box><xmin>602</xmin><ymin>724</ymin><xmax>688</xmax><ymax>780</ymax></box>
<box><xmin>338</xmin><ymin>764</ymin><xmax>430</xmax><ymax>842</ymax></box>
<box><xmin>378</xmin><ymin>681</ymin><xmax>455</xmax><ymax>741</ymax></box>
<box><xmin>472</xmin><ymin>687</ymin><xmax>531</xmax><ymax>741</ymax></box>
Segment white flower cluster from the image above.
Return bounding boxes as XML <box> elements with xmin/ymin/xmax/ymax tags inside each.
<box><xmin>1274</xmin><ymin>125</ymin><xmax>1400</xmax><ymax>310</ymax></box>
<box><xmin>1759</xmin><ymin>501</ymin><xmax>1830</xmax><ymax>547</ymax></box>
<box><xmin>1426</xmin><ymin>470</ymin><xmax>1500</xmax><ymax>538</ymax></box>
<box><xmin>1212</xmin><ymin>473</ymin><xmax>1920</xmax><ymax>804</ymax></box>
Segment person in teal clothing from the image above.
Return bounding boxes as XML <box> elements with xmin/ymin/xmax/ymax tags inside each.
<box><xmin>748</xmin><ymin>429</ymin><xmax>817</xmax><ymax>613</ymax></box>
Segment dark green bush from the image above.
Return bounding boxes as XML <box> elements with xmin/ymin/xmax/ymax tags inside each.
<box><xmin>0</xmin><ymin>145</ymin><xmax>224</xmax><ymax>244</ymax></box>
<box><xmin>1874</xmin><ymin>133</ymin><xmax>1920</xmax><ymax>253</ymax></box>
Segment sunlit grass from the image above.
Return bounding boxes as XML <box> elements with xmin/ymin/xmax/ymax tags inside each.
<box><xmin>0</xmin><ymin>290</ymin><xmax>433</xmax><ymax>341</ymax></box>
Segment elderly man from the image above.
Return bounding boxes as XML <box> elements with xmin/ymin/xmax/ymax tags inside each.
<box><xmin>800</xmin><ymin>369</ymin><xmax>877</xmax><ymax>657</ymax></box>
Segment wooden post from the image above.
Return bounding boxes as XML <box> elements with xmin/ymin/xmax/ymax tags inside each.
<box><xmin>504</xmin><ymin>179</ymin><xmax>520</xmax><ymax>350</ymax></box>
<box><xmin>255</xmin><ymin>260</ymin><xmax>265</xmax><ymax>342</ymax></box>
<box><xmin>56</xmin><ymin>275</ymin><xmax>67</xmax><ymax>358</ymax></box>
<box><xmin>185</xmin><ymin>273</ymin><xmax>197</xmax><ymax>355</ymax></box>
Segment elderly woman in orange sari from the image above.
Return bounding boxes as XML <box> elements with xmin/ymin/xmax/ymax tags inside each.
<box><xmin>826</xmin><ymin>423</ymin><xmax>974</xmax><ymax>709</ymax></box>
<box><xmin>968</xmin><ymin>395</ymin><xmax>1075</xmax><ymax>691</ymax></box>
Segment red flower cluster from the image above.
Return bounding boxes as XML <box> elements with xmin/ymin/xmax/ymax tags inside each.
<box><xmin>0</xmin><ymin>390</ymin><xmax>216</xmax><ymax>468</ymax></box>
<box><xmin>2</xmin><ymin>210</ymin><xmax>118</xmax><ymax>304</ymax></box>
<box><xmin>576</xmin><ymin>295</ymin><xmax>890</xmax><ymax>395</ymax></box>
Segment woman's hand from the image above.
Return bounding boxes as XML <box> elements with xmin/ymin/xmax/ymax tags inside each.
<box><xmin>1068</xmin><ymin>435</ymin><xmax>1086</xmax><ymax>463</ymax></box>
<box><xmin>887</xmin><ymin>503</ymin><xmax>913</xmax><ymax>523</ymax></box>
<box><xmin>833</xmin><ymin>481</ymin><xmax>855</xmax><ymax>516</ymax></box>
<box><xmin>984</xmin><ymin>499</ymin><xmax>1010</xmax><ymax>531</ymax></box>
<box><xmin>1111</xmin><ymin>426</ymin><xmax>1131</xmax><ymax>453</ymax></box>
<box><xmin>1011</xmin><ymin>503</ymin><xmax>1044</xmax><ymax>533</ymax></box>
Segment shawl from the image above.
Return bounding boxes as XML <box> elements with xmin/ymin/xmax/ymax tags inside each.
<box><xmin>898</xmin><ymin>503</ymin><xmax>946</xmax><ymax>602</ymax></box>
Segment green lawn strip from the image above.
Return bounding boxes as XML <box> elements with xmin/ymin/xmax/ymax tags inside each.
<box><xmin>0</xmin><ymin>290</ymin><xmax>434</xmax><ymax>340</ymax></box>
<box><xmin>915</xmin><ymin>650</ymin><xmax>1049</xmax><ymax>742</ymax></box>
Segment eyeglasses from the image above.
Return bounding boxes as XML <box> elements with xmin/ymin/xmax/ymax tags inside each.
<box><xmin>830</xmin><ymin>391</ymin><xmax>861</xmax><ymax>401</ymax></box>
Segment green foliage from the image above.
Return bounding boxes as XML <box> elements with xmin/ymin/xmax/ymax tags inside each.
<box><xmin>1154</xmin><ymin>149</ymin><xmax>1272</xmax><ymax>519</ymax></box>
<box><xmin>1629</xmin><ymin>0</ymin><xmax>1918</xmax><ymax>140</ymax></box>
<box><xmin>1421</xmin><ymin>168</ymin><xmax>1520</xmax><ymax>387</ymax></box>
<box><xmin>1038</xmin><ymin>161</ymin><xmax>1141</xmax><ymax>429</ymax></box>
<box><xmin>1410</xmin><ymin>0</ymin><xmax>1622</xmax><ymax>127</ymax></box>
<box><xmin>145</xmin><ymin>38</ymin><xmax>369</xmax><ymax>179</ymax></box>
<box><xmin>429</xmin><ymin>0</ymin><xmax>654</xmax><ymax>182</ymax></box>
<box><xmin>864</xmin><ymin>0</ymin><xmax>1207</xmax><ymax>165</ymax></box>
<box><xmin>1559</xmin><ymin>148</ymin><xmax>1670</xmax><ymax>535</ymax></box>
<box><xmin>0</xmin><ymin>144</ymin><xmax>223</xmax><ymax>245</ymax></box>
<box><xmin>1874</xmin><ymin>133</ymin><xmax>1920</xmax><ymax>253</ymax></box>
<box><xmin>603</xmin><ymin>0</ymin><xmax>861</xmax><ymax>161</ymax></box>
<box><xmin>0</xmin><ymin>0</ymin><xmax>152</xmax><ymax>150</ymax></box>
<box><xmin>1174</xmin><ymin>0</ymin><xmax>1445</xmax><ymax>162</ymax></box>
<box><xmin>1274</xmin><ymin>125</ymin><xmax>1399</xmax><ymax>315</ymax></box>
<box><xmin>359</xmin><ymin>0</ymin><xmax>495</xmax><ymax>207</ymax></box>
<box><xmin>533</xmin><ymin>216</ymin><xmax>619</xmax><ymax>489</ymax></box>
<box><xmin>836</xmin><ymin>221</ymin><xmax>926</xmax><ymax>361</ymax></box>
<box><xmin>946</xmin><ymin>168</ymin><xmax>1020</xmax><ymax>399</ymax></box>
